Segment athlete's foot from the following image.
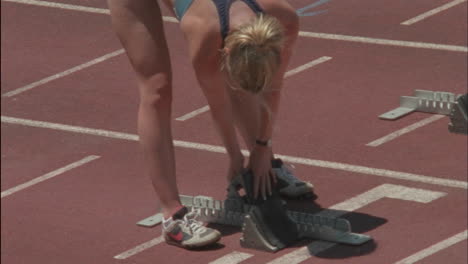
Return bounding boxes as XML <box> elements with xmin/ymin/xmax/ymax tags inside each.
<box><xmin>163</xmin><ymin>207</ymin><xmax>221</xmax><ymax>249</ymax></box>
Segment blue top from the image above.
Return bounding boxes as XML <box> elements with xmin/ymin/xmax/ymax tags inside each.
<box><xmin>174</xmin><ymin>0</ymin><xmax>264</xmax><ymax>42</ymax></box>
<box><xmin>212</xmin><ymin>0</ymin><xmax>264</xmax><ymax>41</ymax></box>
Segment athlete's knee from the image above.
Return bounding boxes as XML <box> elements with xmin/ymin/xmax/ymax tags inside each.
<box><xmin>139</xmin><ymin>73</ymin><xmax>173</xmax><ymax>109</ymax></box>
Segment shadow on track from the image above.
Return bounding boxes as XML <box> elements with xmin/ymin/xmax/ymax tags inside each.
<box><xmin>208</xmin><ymin>193</ymin><xmax>385</xmax><ymax>257</ymax></box>
<box><xmin>286</xmin><ymin>195</ymin><xmax>385</xmax><ymax>258</ymax></box>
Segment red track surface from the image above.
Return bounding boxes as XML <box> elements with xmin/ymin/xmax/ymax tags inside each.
<box><xmin>1</xmin><ymin>0</ymin><xmax>467</xmax><ymax>263</ymax></box>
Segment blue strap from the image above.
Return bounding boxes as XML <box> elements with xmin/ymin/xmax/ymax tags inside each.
<box><xmin>212</xmin><ymin>0</ymin><xmax>265</xmax><ymax>43</ymax></box>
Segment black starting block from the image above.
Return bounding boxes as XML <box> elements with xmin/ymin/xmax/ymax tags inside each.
<box><xmin>137</xmin><ymin>171</ymin><xmax>372</xmax><ymax>252</ymax></box>
<box><xmin>448</xmin><ymin>93</ymin><xmax>467</xmax><ymax>134</ymax></box>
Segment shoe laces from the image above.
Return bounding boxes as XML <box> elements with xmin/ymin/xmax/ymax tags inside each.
<box><xmin>184</xmin><ymin>210</ymin><xmax>206</xmax><ymax>233</ymax></box>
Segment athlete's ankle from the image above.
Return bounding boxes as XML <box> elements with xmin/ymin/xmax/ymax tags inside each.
<box><xmin>162</xmin><ymin>204</ymin><xmax>185</xmax><ymax>219</ymax></box>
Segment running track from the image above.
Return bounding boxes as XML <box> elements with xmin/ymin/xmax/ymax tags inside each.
<box><xmin>1</xmin><ymin>0</ymin><xmax>467</xmax><ymax>263</ymax></box>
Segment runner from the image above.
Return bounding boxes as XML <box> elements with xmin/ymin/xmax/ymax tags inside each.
<box><xmin>107</xmin><ymin>0</ymin><xmax>313</xmax><ymax>249</ymax></box>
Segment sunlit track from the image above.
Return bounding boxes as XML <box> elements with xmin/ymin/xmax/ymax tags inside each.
<box><xmin>1</xmin><ymin>155</ymin><xmax>100</xmax><ymax>198</ymax></box>
<box><xmin>2</xmin><ymin>0</ymin><xmax>467</xmax><ymax>263</ymax></box>
<box><xmin>2</xmin><ymin>115</ymin><xmax>467</xmax><ymax>189</ymax></box>
<box><xmin>2</xmin><ymin>50</ymin><xmax>125</xmax><ymax>97</ymax></box>
<box><xmin>401</xmin><ymin>0</ymin><xmax>467</xmax><ymax>26</ymax></box>
<box><xmin>2</xmin><ymin>0</ymin><xmax>467</xmax><ymax>52</ymax></box>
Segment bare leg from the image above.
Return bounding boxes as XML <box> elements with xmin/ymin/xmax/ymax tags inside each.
<box><xmin>107</xmin><ymin>0</ymin><xmax>181</xmax><ymax>218</ymax></box>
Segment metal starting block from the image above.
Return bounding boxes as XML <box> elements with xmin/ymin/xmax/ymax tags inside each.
<box><xmin>137</xmin><ymin>195</ymin><xmax>372</xmax><ymax>252</ymax></box>
<box><xmin>379</xmin><ymin>90</ymin><xmax>457</xmax><ymax>120</ymax></box>
<box><xmin>379</xmin><ymin>90</ymin><xmax>467</xmax><ymax>135</ymax></box>
<box><xmin>448</xmin><ymin>94</ymin><xmax>467</xmax><ymax>134</ymax></box>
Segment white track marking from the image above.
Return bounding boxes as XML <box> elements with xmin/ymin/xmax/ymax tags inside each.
<box><xmin>113</xmin><ymin>236</ymin><xmax>164</xmax><ymax>259</ymax></box>
<box><xmin>3</xmin><ymin>0</ymin><xmax>467</xmax><ymax>53</ymax></box>
<box><xmin>176</xmin><ymin>105</ymin><xmax>210</xmax><ymax>121</ymax></box>
<box><xmin>298</xmin><ymin>32</ymin><xmax>468</xmax><ymax>53</ymax></box>
<box><xmin>2</xmin><ymin>116</ymin><xmax>467</xmax><ymax>189</ymax></box>
<box><xmin>208</xmin><ymin>251</ymin><xmax>253</xmax><ymax>264</ymax></box>
<box><xmin>2</xmin><ymin>49</ymin><xmax>125</xmax><ymax>97</ymax></box>
<box><xmin>283</xmin><ymin>56</ymin><xmax>332</xmax><ymax>78</ymax></box>
<box><xmin>366</xmin><ymin>115</ymin><xmax>445</xmax><ymax>147</ymax></box>
<box><xmin>393</xmin><ymin>230</ymin><xmax>468</xmax><ymax>264</ymax></box>
<box><xmin>267</xmin><ymin>184</ymin><xmax>447</xmax><ymax>264</ymax></box>
<box><xmin>1</xmin><ymin>155</ymin><xmax>100</xmax><ymax>198</ymax></box>
<box><xmin>401</xmin><ymin>0</ymin><xmax>467</xmax><ymax>26</ymax></box>
<box><xmin>175</xmin><ymin>56</ymin><xmax>332</xmax><ymax>121</ymax></box>
<box><xmin>2</xmin><ymin>0</ymin><xmax>110</xmax><ymax>14</ymax></box>
<box><xmin>2</xmin><ymin>0</ymin><xmax>177</xmax><ymax>23</ymax></box>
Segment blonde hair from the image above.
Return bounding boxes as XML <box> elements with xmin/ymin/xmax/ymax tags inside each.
<box><xmin>222</xmin><ymin>14</ymin><xmax>284</xmax><ymax>94</ymax></box>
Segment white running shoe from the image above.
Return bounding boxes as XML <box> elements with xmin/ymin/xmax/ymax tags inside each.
<box><xmin>163</xmin><ymin>207</ymin><xmax>221</xmax><ymax>249</ymax></box>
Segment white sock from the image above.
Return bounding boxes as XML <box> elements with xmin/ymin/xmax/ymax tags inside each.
<box><xmin>162</xmin><ymin>217</ymin><xmax>173</xmax><ymax>229</ymax></box>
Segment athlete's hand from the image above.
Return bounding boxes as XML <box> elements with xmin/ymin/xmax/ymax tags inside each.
<box><xmin>248</xmin><ymin>146</ymin><xmax>276</xmax><ymax>199</ymax></box>
<box><xmin>228</xmin><ymin>152</ymin><xmax>244</xmax><ymax>183</ymax></box>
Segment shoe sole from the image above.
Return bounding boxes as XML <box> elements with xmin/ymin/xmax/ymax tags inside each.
<box><xmin>165</xmin><ymin>234</ymin><xmax>221</xmax><ymax>249</ymax></box>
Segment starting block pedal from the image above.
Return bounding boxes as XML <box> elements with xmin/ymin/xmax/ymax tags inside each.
<box><xmin>379</xmin><ymin>90</ymin><xmax>467</xmax><ymax>135</ymax></box>
<box><xmin>137</xmin><ymin>194</ymin><xmax>372</xmax><ymax>251</ymax></box>
<box><xmin>240</xmin><ymin>209</ymin><xmax>286</xmax><ymax>252</ymax></box>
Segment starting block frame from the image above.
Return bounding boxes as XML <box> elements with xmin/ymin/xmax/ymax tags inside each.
<box><xmin>379</xmin><ymin>90</ymin><xmax>457</xmax><ymax>120</ymax></box>
<box><xmin>137</xmin><ymin>194</ymin><xmax>372</xmax><ymax>251</ymax></box>
<box><xmin>379</xmin><ymin>90</ymin><xmax>467</xmax><ymax>135</ymax></box>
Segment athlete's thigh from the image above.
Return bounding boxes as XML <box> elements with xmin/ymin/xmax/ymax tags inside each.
<box><xmin>107</xmin><ymin>0</ymin><xmax>171</xmax><ymax>79</ymax></box>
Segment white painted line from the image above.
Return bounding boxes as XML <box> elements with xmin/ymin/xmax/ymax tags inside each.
<box><xmin>208</xmin><ymin>251</ymin><xmax>253</xmax><ymax>264</ymax></box>
<box><xmin>2</xmin><ymin>49</ymin><xmax>125</xmax><ymax>97</ymax></box>
<box><xmin>268</xmin><ymin>184</ymin><xmax>447</xmax><ymax>264</ymax></box>
<box><xmin>1</xmin><ymin>155</ymin><xmax>100</xmax><ymax>198</ymax></box>
<box><xmin>4</xmin><ymin>0</ymin><xmax>467</xmax><ymax>52</ymax></box>
<box><xmin>401</xmin><ymin>0</ymin><xmax>467</xmax><ymax>26</ymax></box>
<box><xmin>2</xmin><ymin>0</ymin><xmax>110</xmax><ymax>14</ymax></box>
<box><xmin>2</xmin><ymin>116</ymin><xmax>467</xmax><ymax>189</ymax></box>
<box><xmin>175</xmin><ymin>56</ymin><xmax>332</xmax><ymax>121</ymax></box>
<box><xmin>273</xmin><ymin>153</ymin><xmax>467</xmax><ymax>189</ymax></box>
<box><xmin>176</xmin><ymin>105</ymin><xmax>210</xmax><ymax>121</ymax></box>
<box><xmin>298</xmin><ymin>32</ymin><xmax>468</xmax><ymax>53</ymax></box>
<box><xmin>394</xmin><ymin>230</ymin><xmax>468</xmax><ymax>264</ymax></box>
<box><xmin>113</xmin><ymin>236</ymin><xmax>164</xmax><ymax>259</ymax></box>
<box><xmin>1</xmin><ymin>0</ymin><xmax>178</xmax><ymax>23</ymax></box>
<box><xmin>366</xmin><ymin>115</ymin><xmax>445</xmax><ymax>147</ymax></box>
<box><xmin>328</xmin><ymin>183</ymin><xmax>446</xmax><ymax>213</ymax></box>
<box><xmin>284</xmin><ymin>56</ymin><xmax>332</xmax><ymax>78</ymax></box>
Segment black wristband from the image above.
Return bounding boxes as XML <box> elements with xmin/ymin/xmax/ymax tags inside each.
<box><xmin>255</xmin><ymin>139</ymin><xmax>272</xmax><ymax>147</ymax></box>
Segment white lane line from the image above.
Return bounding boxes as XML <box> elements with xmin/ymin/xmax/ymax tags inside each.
<box><xmin>175</xmin><ymin>56</ymin><xmax>333</xmax><ymax>121</ymax></box>
<box><xmin>176</xmin><ymin>105</ymin><xmax>210</xmax><ymax>121</ymax></box>
<box><xmin>2</xmin><ymin>49</ymin><xmax>125</xmax><ymax>97</ymax></box>
<box><xmin>2</xmin><ymin>0</ymin><xmax>110</xmax><ymax>14</ymax></box>
<box><xmin>2</xmin><ymin>116</ymin><xmax>467</xmax><ymax>189</ymax></box>
<box><xmin>284</xmin><ymin>56</ymin><xmax>332</xmax><ymax>78</ymax></box>
<box><xmin>1</xmin><ymin>0</ymin><xmax>178</xmax><ymax>23</ymax></box>
<box><xmin>401</xmin><ymin>0</ymin><xmax>467</xmax><ymax>26</ymax></box>
<box><xmin>298</xmin><ymin>32</ymin><xmax>468</xmax><ymax>53</ymax></box>
<box><xmin>267</xmin><ymin>184</ymin><xmax>447</xmax><ymax>264</ymax></box>
<box><xmin>208</xmin><ymin>251</ymin><xmax>254</xmax><ymax>264</ymax></box>
<box><xmin>366</xmin><ymin>115</ymin><xmax>445</xmax><ymax>147</ymax></box>
<box><xmin>393</xmin><ymin>230</ymin><xmax>468</xmax><ymax>264</ymax></box>
<box><xmin>4</xmin><ymin>0</ymin><xmax>467</xmax><ymax>53</ymax></box>
<box><xmin>1</xmin><ymin>155</ymin><xmax>100</xmax><ymax>198</ymax></box>
<box><xmin>113</xmin><ymin>236</ymin><xmax>164</xmax><ymax>259</ymax></box>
